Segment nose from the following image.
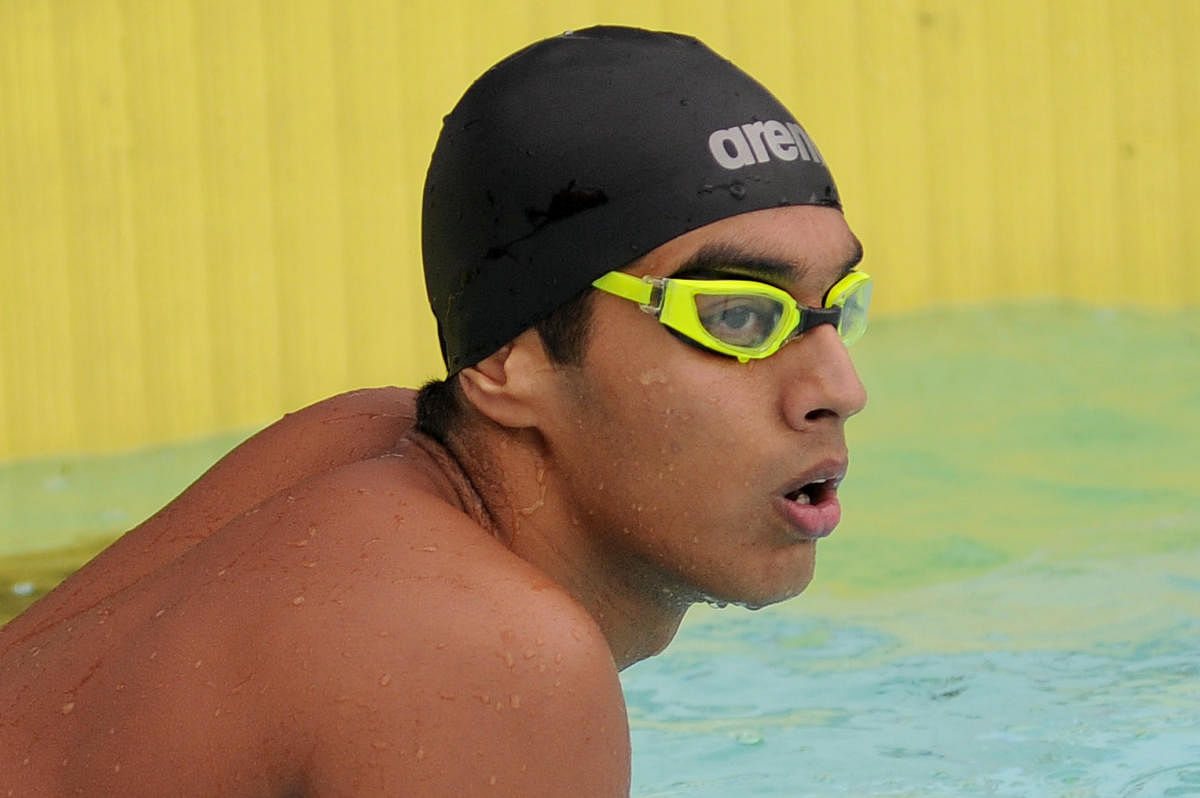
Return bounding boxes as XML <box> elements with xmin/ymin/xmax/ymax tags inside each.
<box><xmin>779</xmin><ymin>323</ymin><xmax>868</xmax><ymax>429</ymax></box>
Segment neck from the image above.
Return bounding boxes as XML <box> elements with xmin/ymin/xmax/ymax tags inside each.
<box><xmin>438</xmin><ymin>423</ymin><xmax>691</xmax><ymax>670</ymax></box>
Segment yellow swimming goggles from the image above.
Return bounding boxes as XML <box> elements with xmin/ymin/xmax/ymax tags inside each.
<box><xmin>592</xmin><ymin>270</ymin><xmax>872</xmax><ymax>363</ymax></box>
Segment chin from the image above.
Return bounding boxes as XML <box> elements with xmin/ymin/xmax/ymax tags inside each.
<box><xmin>703</xmin><ymin>565</ymin><xmax>815</xmax><ymax>611</ymax></box>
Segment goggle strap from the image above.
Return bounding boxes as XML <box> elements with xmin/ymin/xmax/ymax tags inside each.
<box><xmin>592</xmin><ymin>271</ymin><xmax>657</xmax><ymax>310</ymax></box>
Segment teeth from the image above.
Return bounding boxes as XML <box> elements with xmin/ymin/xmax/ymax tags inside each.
<box><xmin>792</xmin><ymin>491</ymin><xmax>811</xmax><ymax>505</ymax></box>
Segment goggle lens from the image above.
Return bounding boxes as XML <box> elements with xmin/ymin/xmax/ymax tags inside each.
<box><xmin>693</xmin><ymin>293</ymin><xmax>786</xmax><ymax>349</ymax></box>
<box><xmin>830</xmin><ymin>276</ymin><xmax>872</xmax><ymax>345</ymax></box>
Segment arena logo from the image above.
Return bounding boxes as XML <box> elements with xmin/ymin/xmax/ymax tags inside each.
<box><xmin>707</xmin><ymin>120</ymin><xmax>825</xmax><ymax>170</ymax></box>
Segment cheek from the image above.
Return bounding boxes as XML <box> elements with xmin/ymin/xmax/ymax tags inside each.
<box><xmin>591</xmin><ymin>367</ymin><xmax>768</xmax><ymax>475</ymax></box>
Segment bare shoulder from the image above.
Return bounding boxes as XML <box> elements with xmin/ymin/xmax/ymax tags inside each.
<box><xmin>298</xmin><ymin>575</ymin><xmax>631</xmax><ymax>797</ymax></box>
<box><xmin>0</xmin><ymin>388</ymin><xmax>416</xmax><ymax>649</ymax></box>
<box><xmin>153</xmin><ymin>386</ymin><xmax>417</xmax><ymax>529</ymax></box>
<box><xmin>1</xmin><ymin>452</ymin><xmax>629</xmax><ymax>797</ymax></box>
<box><xmin>251</xmin><ymin>457</ymin><xmax>632</xmax><ymax>796</ymax></box>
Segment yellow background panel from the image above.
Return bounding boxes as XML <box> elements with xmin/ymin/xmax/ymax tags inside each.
<box><xmin>1</xmin><ymin>0</ymin><xmax>1197</xmax><ymax>460</ymax></box>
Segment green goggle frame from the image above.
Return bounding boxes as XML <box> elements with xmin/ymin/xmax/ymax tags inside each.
<box><xmin>592</xmin><ymin>270</ymin><xmax>872</xmax><ymax>363</ymax></box>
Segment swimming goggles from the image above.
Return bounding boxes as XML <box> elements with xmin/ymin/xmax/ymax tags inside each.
<box><xmin>592</xmin><ymin>270</ymin><xmax>872</xmax><ymax>363</ymax></box>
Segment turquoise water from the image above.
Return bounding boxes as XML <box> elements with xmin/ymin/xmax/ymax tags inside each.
<box><xmin>623</xmin><ymin>558</ymin><xmax>1200</xmax><ymax>797</ymax></box>
<box><xmin>3</xmin><ymin>303</ymin><xmax>1198</xmax><ymax>795</ymax></box>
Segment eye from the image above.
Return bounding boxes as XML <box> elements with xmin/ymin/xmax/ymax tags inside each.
<box><xmin>695</xmin><ymin>295</ymin><xmax>783</xmax><ymax>347</ymax></box>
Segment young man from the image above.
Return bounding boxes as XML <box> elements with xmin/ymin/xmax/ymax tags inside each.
<box><xmin>0</xmin><ymin>26</ymin><xmax>868</xmax><ymax>796</ymax></box>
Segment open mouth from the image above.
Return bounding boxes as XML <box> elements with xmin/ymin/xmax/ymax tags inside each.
<box><xmin>776</xmin><ymin>464</ymin><xmax>846</xmax><ymax>539</ymax></box>
<box><xmin>784</xmin><ymin>478</ymin><xmax>834</xmax><ymax>506</ymax></box>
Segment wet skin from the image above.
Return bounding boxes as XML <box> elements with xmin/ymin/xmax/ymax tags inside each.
<box><xmin>0</xmin><ymin>392</ymin><xmax>628</xmax><ymax>797</ymax></box>
<box><xmin>0</xmin><ymin>205</ymin><xmax>864</xmax><ymax>797</ymax></box>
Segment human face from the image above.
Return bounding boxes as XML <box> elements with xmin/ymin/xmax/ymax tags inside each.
<box><xmin>540</xmin><ymin>205</ymin><xmax>869</xmax><ymax>611</ymax></box>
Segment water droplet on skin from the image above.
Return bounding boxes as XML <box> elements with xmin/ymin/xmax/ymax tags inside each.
<box><xmin>193</xmin><ymin>660</ymin><xmax>203</xmax><ymax>669</ymax></box>
<box><xmin>61</xmin><ymin>702</ymin><xmax>75</xmax><ymax>714</ymax></box>
<box><xmin>292</xmin><ymin>596</ymin><xmax>305</xmax><ymax>606</ymax></box>
<box><xmin>638</xmin><ymin>369</ymin><xmax>667</xmax><ymax>386</ymax></box>
<box><xmin>379</xmin><ymin>673</ymin><xmax>392</xmax><ymax>687</ymax></box>
<box><xmin>415</xmin><ymin>747</ymin><xmax>426</xmax><ymax>761</ymax></box>
<box><xmin>510</xmin><ymin>694</ymin><xmax>521</xmax><ymax>708</ymax></box>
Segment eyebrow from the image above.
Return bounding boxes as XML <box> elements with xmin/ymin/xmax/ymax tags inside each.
<box><xmin>670</xmin><ymin>238</ymin><xmax>864</xmax><ymax>288</ymax></box>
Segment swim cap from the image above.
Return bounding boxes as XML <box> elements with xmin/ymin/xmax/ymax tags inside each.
<box><xmin>423</xmin><ymin>25</ymin><xmax>840</xmax><ymax>373</ymax></box>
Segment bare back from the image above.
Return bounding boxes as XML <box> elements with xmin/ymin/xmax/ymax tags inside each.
<box><xmin>0</xmin><ymin>388</ymin><xmax>630</xmax><ymax>797</ymax></box>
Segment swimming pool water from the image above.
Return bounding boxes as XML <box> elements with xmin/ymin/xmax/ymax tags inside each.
<box><xmin>3</xmin><ymin>303</ymin><xmax>1198</xmax><ymax>796</ymax></box>
<box><xmin>623</xmin><ymin>556</ymin><xmax>1200</xmax><ymax>797</ymax></box>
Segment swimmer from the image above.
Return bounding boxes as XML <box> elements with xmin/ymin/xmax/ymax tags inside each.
<box><xmin>0</xmin><ymin>26</ymin><xmax>869</xmax><ymax>796</ymax></box>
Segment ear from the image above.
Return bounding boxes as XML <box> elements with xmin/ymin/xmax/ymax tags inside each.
<box><xmin>457</xmin><ymin>328</ymin><xmax>554</xmax><ymax>429</ymax></box>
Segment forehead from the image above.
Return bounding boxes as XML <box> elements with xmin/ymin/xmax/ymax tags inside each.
<box><xmin>632</xmin><ymin>205</ymin><xmax>861</xmax><ymax>286</ymax></box>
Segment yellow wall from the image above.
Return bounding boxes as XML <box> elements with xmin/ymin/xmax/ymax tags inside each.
<box><xmin>2</xmin><ymin>0</ymin><xmax>1197</xmax><ymax>461</ymax></box>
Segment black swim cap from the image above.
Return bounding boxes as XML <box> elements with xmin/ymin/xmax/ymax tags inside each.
<box><xmin>423</xmin><ymin>25</ymin><xmax>840</xmax><ymax>373</ymax></box>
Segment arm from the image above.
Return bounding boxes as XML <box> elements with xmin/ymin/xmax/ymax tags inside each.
<box><xmin>304</xmin><ymin>609</ymin><xmax>631</xmax><ymax>797</ymax></box>
<box><xmin>285</xmin><ymin>538</ymin><xmax>633</xmax><ymax>797</ymax></box>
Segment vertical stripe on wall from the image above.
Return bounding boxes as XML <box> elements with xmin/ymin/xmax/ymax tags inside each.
<box><xmin>1</xmin><ymin>0</ymin><xmax>1197</xmax><ymax>460</ymax></box>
